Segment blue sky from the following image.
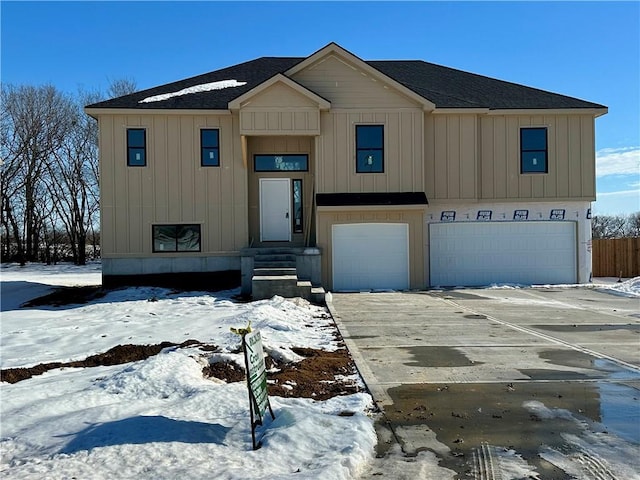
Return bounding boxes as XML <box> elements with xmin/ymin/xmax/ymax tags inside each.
<box><xmin>2</xmin><ymin>1</ymin><xmax>638</xmax><ymax>215</ymax></box>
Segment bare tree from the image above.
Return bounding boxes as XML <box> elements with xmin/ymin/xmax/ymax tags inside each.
<box><xmin>1</xmin><ymin>84</ymin><xmax>75</xmax><ymax>263</ymax></box>
<box><xmin>106</xmin><ymin>77</ymin><xmax>137</xmax><ymax>99</ymax></box>
<box><xmin>44</xmin><ymin>90</ymin><xmax>101</xmax><ymax>265</ymax></box>
<box><xmin>592</xmin><ymin>213</ymin><xmax>640</xmax><ymax>239</ymax></box>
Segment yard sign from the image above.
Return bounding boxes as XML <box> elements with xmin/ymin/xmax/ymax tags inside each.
<box><xmin>242</xmin><ymin>329</ymin><xmax>275</xmax><ymax>449</ymax></box>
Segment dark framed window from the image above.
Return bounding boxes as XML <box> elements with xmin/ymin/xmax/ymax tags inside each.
<box><xmin>356</xmin><ymin>125</ymin><xmax>384</xmax><ymax>173</ymax></box>
<box><xmin>292</xmin><ymin>179</ymin><xmax>303</xmax><ymax>233</ymax></box>
<box><xmin>201</xmin><ymin>129</ymin><xmax>220</xmax><ymax>166</ymax></box>
<box><xmin>254</xmin><ymin>154</ymin><xmax>308</xmax><ymax>172</ymax></box>
<box><xmin>152</xmin><ymin>224</ymin><xmax>201</xmax><ymax>252</ymax></box>
<box><xmin>520</xmin><ymin>127</ymin><xmax>548</xmax><ymax>173</ymax></box>
<box><xmin>127</xmin><ymin>128</ymin><xmax>146</xmax><ymax>166</ymax></box>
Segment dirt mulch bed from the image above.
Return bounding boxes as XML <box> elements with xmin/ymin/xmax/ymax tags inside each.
<box><xmin>2</xmin><ymin>341</ymin><xmax>362</xmax><ymax>401</ymax></box>
<box><xmin>202</xmin><ymin>346</ymin><xmax>362</xmax><ymax>401</ymax></box>
<box><xmin>0</xmin><ymin>340</ymin><xmax>208</xmax><ymax>384</ymax></box>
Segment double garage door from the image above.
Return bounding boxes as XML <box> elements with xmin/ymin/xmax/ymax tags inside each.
<box><xmin>430</xmin><ymin>221</ymin><xmax>577</xmax><ymax>287</ymax></box>
<box><xmin>332</xmin><ymin>223</ymin><xmax>409</xmax><ymax>292</ymax></box>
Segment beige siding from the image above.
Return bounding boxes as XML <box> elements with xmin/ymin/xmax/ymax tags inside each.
<box><xmin>247</xmin><ymin>136</ymin><xmax>315</xmax><ymax>247</ymax></box>
<box><xmin>98</xmin><ymin>113</ymin><xmax>248</xmax><ymax>257</ymax></box>
<box><xmin>239</xmin><ymin>82</ymin><xmax>321</xmax><ymax>135</ymax></box>
<box><xmin>292</xmin><ymin>53</ymin><xmax>419</xmax><ymax>109</ymax></box>
<box><xmin>479</xmin><ymin>114</ymin><xmax>596</xmax><ymax>201</ymax></box>
<box><xmin>424</xmin><ymin>114</ymin><xmax>478</xmax><ymax>201</ymax></box>
<box><xmin>316</xmin><ymin>208</ymin><xmax>425</xmax><ymax>289</ymax></box>
<box><xmin>316</xmin><ymin>110</ymin><xmax>424</xmax><ymax>193</ymax></box>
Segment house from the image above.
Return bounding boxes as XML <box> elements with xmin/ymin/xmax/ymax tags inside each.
<box><xmin>85</xmin><ymin>43</ymin><xmax>607</xmax><ymax>298</ymax></box>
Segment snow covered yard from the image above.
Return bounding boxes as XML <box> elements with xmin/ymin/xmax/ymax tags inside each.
<box><xmin>0</xmin><ymin>263</ymin><xmax>376</xmax><ymax>479</ymax></box>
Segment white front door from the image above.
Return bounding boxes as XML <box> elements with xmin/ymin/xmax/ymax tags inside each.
<box><xmin>260</xmin><ymin>178</ymin><xmax>291</xmax><ymax>242</ymax></box>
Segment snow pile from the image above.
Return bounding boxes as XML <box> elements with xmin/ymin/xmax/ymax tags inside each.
<box><xmin>139</xmin><ymin>80</ymin><xmax>247</xmax><ymax>103</ymax></box>
<box><xmin>0</xmin><ymin>264</ymin><xmax>376</xmax><ymax>479</ymax></box>
<box><xmin>484</xmin><ymin>276</ymin><xmax>640</xmax><ymax>298</ymax></box>
<box><xmin>593</xmin><ymin>276</ymin><xmax>640</xmax><ymax>298</ymax></box>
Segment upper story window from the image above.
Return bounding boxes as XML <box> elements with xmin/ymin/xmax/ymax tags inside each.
<box><xmin>127</xmin><ymin>128</ymin><xmax>146</xmax><ymax>166</ymax></box>
<box><xmin>254</xmin><ymin>154</ymin><xmax>308</xmax><ymax>172</ymax></box>
<box><xmin>201</xmin><ymin>129</ymin><xmax>220</xmax><ymax>166</ymax></box>
<box><xmin>152</xmin><ymin>224</ymin><xmax>201</xmax><ymax>252</ymax></box>
<box><xmin>520</xmin><ymin>127</ymin><xmax>548</xmax><ymax>173</ymax></box>
<box><xmin>356</xmin><ymin>125</ymin><xmax>384</xmax><ymax>173</ymax></box>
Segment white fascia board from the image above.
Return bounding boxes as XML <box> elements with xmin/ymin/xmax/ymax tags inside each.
<box><xmin>486</xmin><ymin>108</ymin><xmax>608</xmax><ymax>117</ymax></box>
<box><xmin>84</xmin><ymin>108</ymin><xmax>232</xmax><ymax>117</ymax></box>
<box><xmin>431</xmin><ymin>108</ymin><xmax>490</xmax><ymax>115</ymax></box>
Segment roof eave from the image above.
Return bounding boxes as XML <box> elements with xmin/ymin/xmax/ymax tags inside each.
<box><xmin>486</xmin><ymin>107</ymin><xmax>608</xmax><ymax>116</ymax></box>
<box><xmin>84</xmin><ymin>107</ymin><xmax>232</xmax><ymax>116</ymax></box>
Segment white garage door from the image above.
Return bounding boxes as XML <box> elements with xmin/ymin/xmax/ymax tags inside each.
<box><xmin>430</xmin><ymin>221</ymin><xmax>576</xmax><ymax>287</ymax></box>
<box><xmin>332</xmin><ymin>223</ymin><xmax>409</xmax><ymax>292</ymax></box>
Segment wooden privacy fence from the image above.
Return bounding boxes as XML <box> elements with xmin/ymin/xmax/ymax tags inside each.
<box><xmin>592</xmin><ymin>237</ymin><xmax>640</xmax><ymax>278</ymax></box>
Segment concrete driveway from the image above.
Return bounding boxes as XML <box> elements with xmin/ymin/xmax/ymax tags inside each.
<box><xmin>328</xmin><ymin>286</ymin><xmax>640</xmax><ymax>479</ymax></box>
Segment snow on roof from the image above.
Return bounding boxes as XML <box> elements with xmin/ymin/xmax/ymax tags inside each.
<box><xmin>139</xmin><ymin>79</ymin><xmax>247</xmax><ymax>103</ymax></box>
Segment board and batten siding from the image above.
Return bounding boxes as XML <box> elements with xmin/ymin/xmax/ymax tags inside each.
<box><xmin>479</xmin><ymin>114</ymin><xmax>596</xmax><ymax>201</ymax></box>
<box><xmin>99</xmin><ymin>113</ymin><xmax>247</xmax><ymax>258</ymax></box>
<box><xmin>239</xmin><ymin>82</ymin><xmax>321</xmax><ymax>135</ymax></box>
<box><xmin>246</xmin><ymin>136</ymin><xmax>315</xmax><ymax>246</ymax></box>
<box><xmin>424</xmin><ymin>114</ymin><xmax>478</xmax><ymax>200</ymax></box>
<box><xmin>291</xmin><ymin>54</ymin><xmax>419</xmax><ymax>109</ymax></box>
<box><xmin>315</xmin><ymin>110</ymin><xmax>424</xmax><ymax>193</ymax></box>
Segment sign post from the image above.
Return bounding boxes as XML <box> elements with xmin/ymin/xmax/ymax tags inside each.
<box><xmin>241</xmin><ymin>329</ymin><xmax>275</xmax><ymax>449</ymax></box>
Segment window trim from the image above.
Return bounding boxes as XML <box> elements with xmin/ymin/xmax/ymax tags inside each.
<box><xmin>200</xmin><ymin>128</ymin><xmax>220</xmax><ymax>167</ymax></box>
<box><xmin>356</xmin><ymin>124</ymin><xmax>384</xmax><ymax>173</ymax></box>
<box><xmin>127</xmin><ymin>128</ymin><xmax>147</xmax><ymax>167</ymax></box>
<box><xmin>152</xmin><ymin>224</ymin><xmax>202</xmax><ymax>253</ymax></box>
<box><xmin>520</xmin><ymin>126</ymin><xmax>548</xmax><ymax>174</ymax></box>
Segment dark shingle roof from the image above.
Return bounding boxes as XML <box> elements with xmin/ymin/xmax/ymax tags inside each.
<box><xmin>87</xmin><ymin>57</ymin><xmax>303</xmax><ymax>110</ymax></box>
<box><xmin>369</xmin><ymin>60</ymin><xmax>605</xmax><ymax>109</ymax></box>
<box><xmin>87</xmin><ymin>55</ymin><xmax>605</xmax><ymax>111</ymax></box>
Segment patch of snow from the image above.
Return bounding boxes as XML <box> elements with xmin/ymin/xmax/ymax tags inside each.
<box><xmin>523</xmin><ymin>400</ymin><xmax>640</xmax><ymax>479</ymax></box>
<box><xmin>0</xmin><ymin>263</ymin><xmax>387</xmax><ymax>479</ymax></box>
<box><xmin>592</xmin><ymin>276</ymin><xmax>640</xmax><ymax>298</ymax></box>
<box><xmin>139</xmin><ymin>80</ymin><xmax>247</xmax><ymax>103</ymax></box>
<box><xmin>491</xmin><ymin>447</ymin><xmax>540</xmax><ymax>480</ymax></box>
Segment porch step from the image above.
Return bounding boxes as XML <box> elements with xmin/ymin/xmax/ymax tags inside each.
<box><xmin>242</xmin><ymin>247</ymin><xmax>323</xmax><ymax>303</ymax></box>
<box><xmin>253</xmin><ymin>267</ymin><xmax>297</xmax><ymax>276</ymax></box>
<box><xmin>254</xmin><ymin>254</ymin><xmax>296</xmax><ymax>269</ymax></box>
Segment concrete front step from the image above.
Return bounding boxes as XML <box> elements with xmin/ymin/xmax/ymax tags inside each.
<box><xmin>254</xmin><ymin>253</ymin><xmax>296</xmax><ymax>262</ymax></box>
<box><xmin>253</xmin><ymin>267</ymin><xmax>297</xmax><ymax>276</ymax></box>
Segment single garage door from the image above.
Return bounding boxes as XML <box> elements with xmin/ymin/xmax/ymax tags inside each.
<box><xmin>430</xmin><ymin>221</ymin><xmax>576</xmax><ymax>287</ymax></box>
<box><xmin>332</xmin><ymin>223</ymin><xmax>409</xmax><ymax>292</ymax></box>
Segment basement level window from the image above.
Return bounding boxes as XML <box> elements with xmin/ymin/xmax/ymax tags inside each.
<box><xmin>153</xmin><ymin>224</ymin><xmax>201</xmax><ymax>252</ymax></box>
<box><xmin>520</xmin><ymin>127</ymin><xmax>548</xmax><ymax>173</ymax></box>
<box><xmin>127</xmin><ymin>128</ymin><xmax>146</xmax><ymax>166</ymax></box>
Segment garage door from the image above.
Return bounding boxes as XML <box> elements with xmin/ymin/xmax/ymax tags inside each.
<box><xmin>430</xmin><ymin>221</ymin><xmax>576</xmax><ymax>287</ymax></box>
<box><xmin>332</xmin><ymin>223</ymin><xmax>409</xmax><ymax>292</ymax></box>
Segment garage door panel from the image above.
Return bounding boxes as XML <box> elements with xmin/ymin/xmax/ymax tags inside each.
<box><xmin>430</xmin><ymin>222</ymin><xmax>576</xmax><ymax>287</ymax></box>
<box><xmin>333</xmin><ymin>223</ymin><xmax>409</xmax><ymax>292</ymax></box>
